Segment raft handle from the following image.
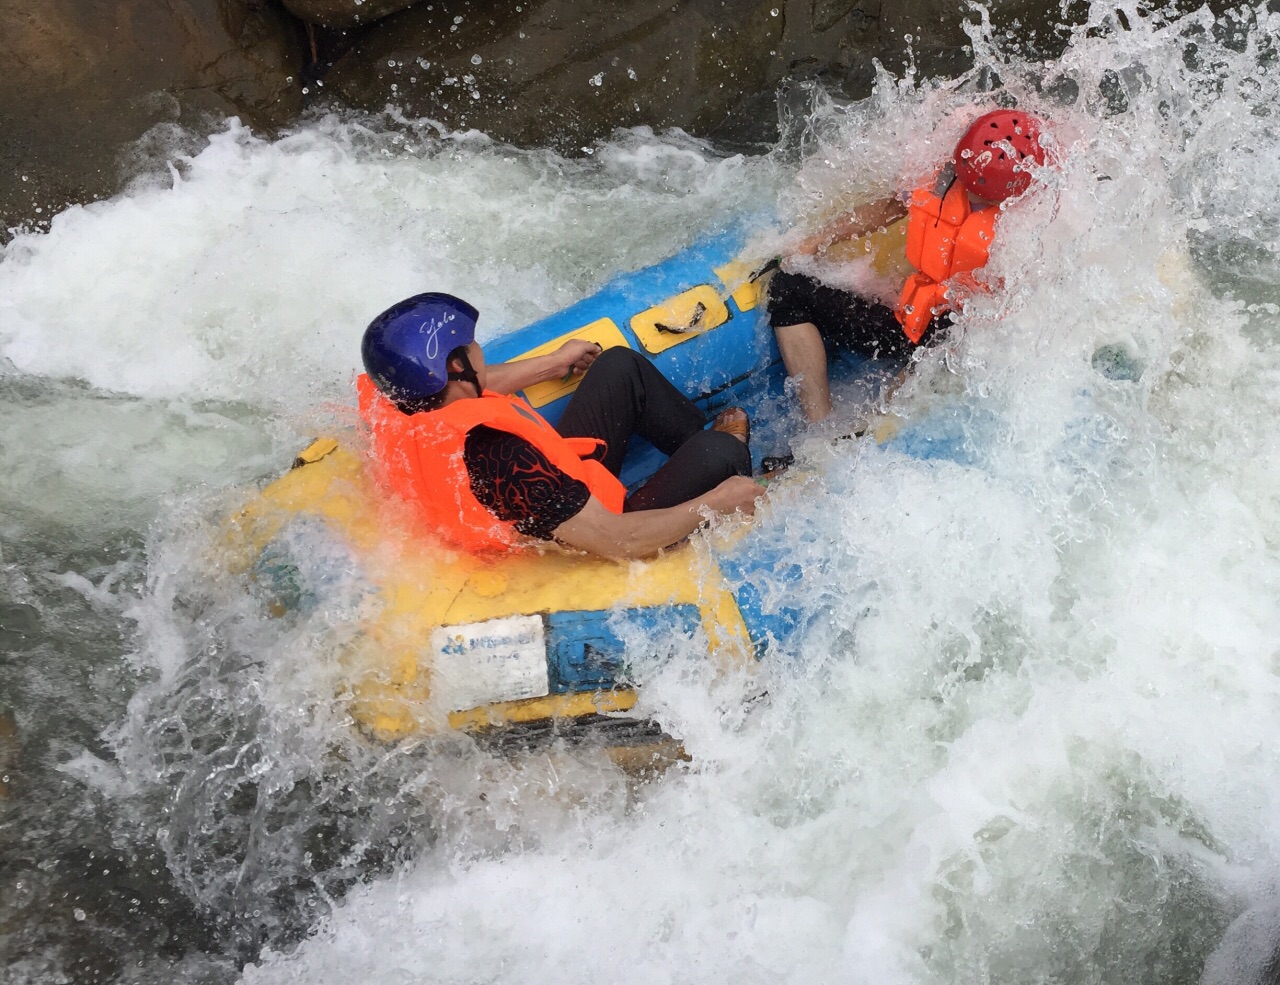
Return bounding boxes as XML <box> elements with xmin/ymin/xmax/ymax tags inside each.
<box><xmin>291</xmin><ymin>437</ymin><xmax>340</xmax><ymax>469</ymax></box>
<box><xmin>654</xmin><ymin>301</ymin><xmax>706</xmax><ymax>335</ymax></box>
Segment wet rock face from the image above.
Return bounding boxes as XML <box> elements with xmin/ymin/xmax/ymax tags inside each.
<box><xmin>320</xmin><ymin>0</ymin><xmax>989</xmax><ymax>151</ymax></box>
<box><xmin>322</xmin><ymin>0</ymin><xmax>790</xmax><ymax>149</ymax></box>
<box><xmin>0</xmin><ymin>0</ymin><xmax>305</xmax><ymax>232</ymax></box>
<box><xmin>0</xmin><ymin>0</ymin><xmax>1083</xmax><ymax>232</ymax></box>
<box><xmin>280</xmin><ymin>0</ymin><xmax>418</xmax><ymax>30</ymax></box>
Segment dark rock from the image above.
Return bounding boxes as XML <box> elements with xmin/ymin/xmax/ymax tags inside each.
<box><xmin>280</xmin><ymin>0</ymin><xmax>419</xmax><ymax>30</ymax></box>
<box><xmin>320</xmin><ymin>0</ymin><xmax>1073</xmax><ymax>152</ymax></box>
<box><xmin>321</xmin><ymin>0</ymin><xmax>782</xmax><ymax>150</ymax></box>
<box><xmin>0</xmin><ymin>0</ymin><xmax>306</xmax><ymax>235</ymax></box>
<box><xmin>0</xmin><ymin>0</ymin><xmax>1124</xmax><ymax>234</ymax></box>
<box><xmin>0</xmin><ymin>602</ymin><xmax>42</xmax><ymax>649</ymax></box>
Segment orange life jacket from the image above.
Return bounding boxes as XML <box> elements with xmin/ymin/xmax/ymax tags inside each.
<box><xmin>895</xmin><ymin>176</ymin><xmax>998</xmax><ymax>343</ymax></box>
<box><xmin>356</xmin><ymin>374</ymin><xmax>627</xmax><ymax>553</ymax></box>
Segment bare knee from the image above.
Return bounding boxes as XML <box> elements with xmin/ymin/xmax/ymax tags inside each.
<box><xmin>772</xmin><ymin>322</ymin><xmax>831</xmax><ymax>422</ymax></box>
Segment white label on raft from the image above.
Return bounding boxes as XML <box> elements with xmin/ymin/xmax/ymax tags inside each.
<box><xmin>430</xmin><ymin>615</ymin><xmax>549</xmax><ymax>712</ymax></box>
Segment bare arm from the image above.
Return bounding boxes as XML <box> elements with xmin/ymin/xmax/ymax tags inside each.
<box><xmin>485</xmin><ymin>340</ymin><xmax>602</xmax><ymax>395</ymax></box>
<box><xmin>793</xmin><ymin>196</ymin><xmax>908</xmax><ymax>257</ymax></box>
<box><xmin>550</xmin><ymin>476</ymin><xmax>764</xmax><ymax>560</ymax></box>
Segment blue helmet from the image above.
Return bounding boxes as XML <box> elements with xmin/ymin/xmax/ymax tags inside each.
<box><xmin>361</xmin><ymin>292</ymin><xmax>479</xmax><ymax>402</ymax></box>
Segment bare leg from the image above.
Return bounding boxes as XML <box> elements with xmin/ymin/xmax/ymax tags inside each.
<box><xmin>774</xmin><ymin>321</ymin><xmax>831</xmax><ymax>422</ymax></box>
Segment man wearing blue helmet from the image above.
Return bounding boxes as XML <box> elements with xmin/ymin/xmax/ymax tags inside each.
<box><xmin>357</xmin><ymin>292</ymin><xmax>762</xmax><ymax>559</ymax></box>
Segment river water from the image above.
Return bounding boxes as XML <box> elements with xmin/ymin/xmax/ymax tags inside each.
<box><xmin>3</xmin><ymin>5</ymin><xmax>1280</xmax><ymax>983</ymax></box>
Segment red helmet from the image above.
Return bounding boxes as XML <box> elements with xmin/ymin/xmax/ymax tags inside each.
<box><xmin>953</xmin><ymin>110</ymin><xmax>1047</xmax><ymax>202</ymax></box>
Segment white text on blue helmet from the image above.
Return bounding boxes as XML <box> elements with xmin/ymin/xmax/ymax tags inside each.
<box><xmin>418</xmin><ymin>309</ymin><xmax>457</xmax><ymax>360</ymax></box>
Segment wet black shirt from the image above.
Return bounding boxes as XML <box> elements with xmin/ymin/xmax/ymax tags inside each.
<box><xmin>462</xmin><ymin>425</ymin><xmax>591</xmax><ymax>540</ymax></box>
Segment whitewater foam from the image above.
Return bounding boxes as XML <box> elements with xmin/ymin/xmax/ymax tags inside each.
<box><xmin>3</xmin><ymin>5</ymin><xmax>1280</xmax><ymax>983</ymax></box>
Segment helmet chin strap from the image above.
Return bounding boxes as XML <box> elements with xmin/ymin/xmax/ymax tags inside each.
<box><xmin>448</xmin><ymin>347</ymin><xmax>483</xmax><ymax>398</ymax></box>
<box><xmin>935</xmin><ymin>162</ymin><xmax>960</xmax><ymax>227</ymax></box>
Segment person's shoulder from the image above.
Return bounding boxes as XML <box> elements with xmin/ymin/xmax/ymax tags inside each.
<box><xmin>909</xmin><ymin>162</ymin><xmax>955</xmax><ymax>198</ymax></box>
<box><xmin>465</xmin><ymin>422</ymin><xmax>530</xmax><ymax>450</ymax></box>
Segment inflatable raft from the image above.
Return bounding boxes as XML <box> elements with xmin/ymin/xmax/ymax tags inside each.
<box><xmin>227</xmin><ymin>222</ymin><xmax>912</xmax><ymax>769</ymax></box>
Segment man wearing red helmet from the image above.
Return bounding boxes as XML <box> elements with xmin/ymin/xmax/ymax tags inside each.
<box><xmin>767</xmin><ymin>109</ymin><xmax>1049</xmax><ymax>422</ymax></box>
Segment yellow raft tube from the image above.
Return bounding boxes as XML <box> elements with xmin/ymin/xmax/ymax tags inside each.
<box><xmin>224</xmin><ymin>222</ymin><xmax>909</xmax><ymax>768</ymax></box>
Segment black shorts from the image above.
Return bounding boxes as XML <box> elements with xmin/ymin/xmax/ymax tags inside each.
<box><xmin>765</xmin><ymin>270</ymin><xmax>946</xmax><ymax>360</ymax></box>
<box><xmin>461</xmin><ymin>348</ymin><xmax>754</xmax><ymax>538</ymax></box>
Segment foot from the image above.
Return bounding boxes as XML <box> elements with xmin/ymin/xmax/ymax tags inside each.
<box><xmin>711</xmin><ymin>406</ymin><xmax>750</xmax><ymax>445</ymax></box>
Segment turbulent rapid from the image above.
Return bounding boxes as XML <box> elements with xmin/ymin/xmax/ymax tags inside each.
<box><xmin>3</xmin><ymin>3</ymin><xmax>1280</xmax><ymax>983</ymax></box>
